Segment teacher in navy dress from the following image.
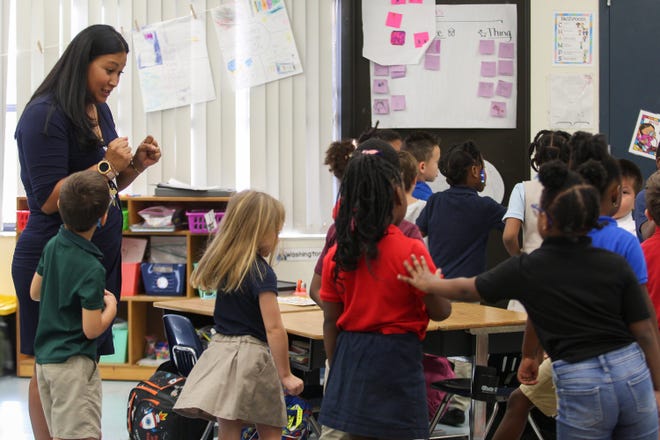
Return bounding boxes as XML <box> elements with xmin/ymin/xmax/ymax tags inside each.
<box><xmin>12</xmin><ymin>24</ymin><xmax>161</xmax><ymax>439</ymax></box>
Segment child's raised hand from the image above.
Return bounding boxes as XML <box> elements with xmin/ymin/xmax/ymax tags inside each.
<box><xmin>282</xmin><ymin>374</ymin><xmax>304</xmax><ymax>396</ymax></box>
<box><xmin>398</xmin><ymin>255</ymin><xmax>443</xmax><ymax>293</ymax></box>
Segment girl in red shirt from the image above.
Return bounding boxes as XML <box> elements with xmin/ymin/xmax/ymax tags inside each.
<box><xmin>318</xmin><ymin>139</ymin><xmax>451</xmax><ymax>439</ymax></box>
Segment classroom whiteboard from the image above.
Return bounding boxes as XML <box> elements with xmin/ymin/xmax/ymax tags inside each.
<box><xmin>369</xmin><ymin>4</ymin><xmax>517</xmax><ymax>128</ymax></box>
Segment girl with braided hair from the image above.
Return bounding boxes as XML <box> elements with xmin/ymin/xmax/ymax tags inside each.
<box><xmin>318</xmin><ymin>144</ymin><xmax>451</xmax><ymax>440</ymax></box>
<box><xmin>400</xmin><ymin>160</ymin><xmax>660</xmax><ymax>440</ymax></box>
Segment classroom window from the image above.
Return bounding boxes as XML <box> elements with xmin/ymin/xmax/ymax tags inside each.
<box><xmin>2</xmin><ymin>0</ymin><xmax>337</xmax><ymax>235</ymax></box>
<box><xmin>2</xmin><ymin>0</ymin><xmax>17</xmax><ymax>231</ymax></box>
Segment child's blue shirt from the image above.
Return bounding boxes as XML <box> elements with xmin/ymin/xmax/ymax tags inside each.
<box><xmin>588</xmin><ymin>215</ymin><xmax>648</xmax><ymax>284</ymax></box>
<box><xmin>412</xmin><ymin>181</ymin><xmax>433</xmax><ymax>201</ymax></box>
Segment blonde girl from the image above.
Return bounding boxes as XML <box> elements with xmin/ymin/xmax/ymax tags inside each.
<box><xmin>174</xmin><ymin>190</ymin><xmax>304</xmax><ymax>440</ymax></box>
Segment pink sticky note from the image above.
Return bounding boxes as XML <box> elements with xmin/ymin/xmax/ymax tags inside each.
<box><xmin>480</xmin><ymin>61</ymin><xmax>497</xmax><ymax>77</ymax></box>
<box><xmin>391</xmin><ymin>95</ymin><xmax>406</xmax><ymax>111</ymax></box>
<box><xmin>374</xmin><ymin>99</ymin><xmax>390</xmax><ymax>115</ymax></box>
<box><xmin>374</xmin><ymin>63</ymin><xmax>389</xmax><ymax>76</ymax></box>
<box><xmin>427</xmin><ymin>39</ymin><xmax>441</xmax><ymax>54</ymax></box>
<box><xmin>478</xmin><ymin>82</ymin><xmax>494</xmax><ymax>98</ymax></box>
<box><xmin>373</xmin><ymin>79</ymin><xmax>389</xmax><ymax>94</ymax></box>
<box><xmin>386</xmin><ymin>12</ymin><xmax>403</xmax><ymax>28</ymax></box>
<box><xmin>499</xmin><ymin>42</ymin><xmax>515</xmax><ymax>59</ymax></box>
<box><xmin>391</xmin><ymin>31</ymin><xmax>406</xmax><ymax>46</ymax></box>
<box><xmin>391</xmin><ymin>0</ymin><xmax>406</xmax><ymax>4</ymax></box>
<box><xmin>414</xmin><ymin>32</ymin><xmax>430</xmax><ymax>48</ymax></box>
<box><xmin>498</xmin><ymin>60</ymin><xmax>514</xmax><ymax>76</ymax></box>
<box><xmin>409</xmin><ymin>0</ymin><xmax>423</xmax><ymax>3</ymax></box>
<box><xmin>479</xmin><ymin>40</ymin><xmax>495</xmax><ymax>55</ymax></box>
<box><xmin>496</xmin><ymin>80</ymin><xmax>513</xmax><ymax>98</ymax></box>
<box><xmin>424</xmin><ymin>54</ymin><xmax>440</xmax><ymax>70</ymax></box>
<box><xmin>390</xmin><ymin>65</ymin><xmax>407</xmax><ymax>78</ymax></box>
<box><xmin>490</xmin><ymin>101</ymin><xmax>507</xmax><ymax>118</ymax></box>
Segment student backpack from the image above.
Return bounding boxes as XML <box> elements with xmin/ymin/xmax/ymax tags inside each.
<box><xmin>127</xmin><ymin>368</ymin><xmax>209</xmax><ymax>440</ymax></box>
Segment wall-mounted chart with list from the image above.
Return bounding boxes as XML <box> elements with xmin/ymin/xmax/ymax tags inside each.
<box><xmin>368</xmin><ymin>4</ymin><xmax>517</xmax><ymax>128</ymax></box>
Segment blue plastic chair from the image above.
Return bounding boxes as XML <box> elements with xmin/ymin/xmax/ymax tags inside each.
<box><xmin>163</xmin><ymin>314</ymin><xmax>204</xmax><ymax>377</ymax></box>
<box><xmin>162</xmin><ymin>314</ymin><xmax>214</xmax><ymax>439</ymax></box>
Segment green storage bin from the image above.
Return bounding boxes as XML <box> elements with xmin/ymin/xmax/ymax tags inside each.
<box><xmin>122</xmin><ymin>208</ymin><xmax>129</xmax><ymax>231</ymax></box>
<box><xmin>193</xmin><ymin>262</ymin><xmax>217</xmax><ymax>299</ymax></box>
<box><xmin>99</xmin><ymin>321</ymin><xmax>128</xmax><ymax>364</ymax></box>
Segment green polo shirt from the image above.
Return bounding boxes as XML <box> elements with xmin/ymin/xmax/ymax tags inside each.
<box><xmin>34</xmin><ymin>225</ymin><xmax>106</xmax><ymax>364</ymax></box>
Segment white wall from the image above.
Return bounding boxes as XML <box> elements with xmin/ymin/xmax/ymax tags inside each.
<box><xmin>530</xmin><ymin>0</ymin><xmax>599</xmax><ymax>140</ymax></box>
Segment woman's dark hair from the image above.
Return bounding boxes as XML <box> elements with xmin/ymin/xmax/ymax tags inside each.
<box><xmin>529</xmin><ymin>130</ymin><xmax>571</xmax><ymax>172</ymax></box>
<box><xmin>568</xmin><ymin>131</ymin><xmax>609</xmax><ymax>170</ymax></box>
<box><xmin>538</xmin><ymin>160</ymin><xmax>600</xmax><ymax>237</ymax></box>
<box><xmin>324</xmin><ymin>139</ymin><xmax>356</xmax><ymax>180</ymax></box>
<box><xmin>333</xmin><ymin>143</ymin><xmax>403</xmax><ymax>279</ymax></box>
<box><xmin>27</xmin><ymin>24</ymin><xmax>129</xmax><ymax>150</ymax></box>
<box><xmin>439</xmin><ymin>140</ymin><xmax>483</xmax><ymax>186</ymax></box>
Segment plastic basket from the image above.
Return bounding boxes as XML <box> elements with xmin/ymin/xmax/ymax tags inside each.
<box><xmin>16</xmin><ymin>210</ymin><xmax>30</xmax><ymax>232</ymax></box>
<box><xmin>99</xmin><ymin>321</ymin><xmax>128</xmax><ymax>364</ymax></box>
<box><xmin>193</xmin><ymin>262</ymin><xmax>217</xmax><ymax>299</ymax></box>
<box><xmin>186</xmin><ymin>211</ymin><xmax>224</xmax><ymax>233</ymax></box>
<box><xmin>141</xmin><ymin>263</ymin><xmax>186</xmax><ymax>296</ymax></box>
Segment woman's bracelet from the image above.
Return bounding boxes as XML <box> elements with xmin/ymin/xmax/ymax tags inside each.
<box><xmin>129</xmin><ymin>159</ymin><xmax>144</xmax><ymax>174</ymax></box>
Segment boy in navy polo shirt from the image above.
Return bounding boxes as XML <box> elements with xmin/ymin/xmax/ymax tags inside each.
<box><xmin>30</xmin><ymin>170</ymin><xmax>117</xmax><ymax>440</ymax></box>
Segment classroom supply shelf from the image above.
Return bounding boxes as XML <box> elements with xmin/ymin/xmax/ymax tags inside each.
<box><xmin>288</xmin><ymin>334</ymin><xmax>326</xmax><ymax>372</ymax></box>
<box><xmin>15</xmin><ymin>195</ymin><xmax>230</xmax><ymax>380</ymax></box>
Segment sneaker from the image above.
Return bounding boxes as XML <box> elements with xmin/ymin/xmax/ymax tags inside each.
<box><xmin>439</xmin><ymin>408</ymin><xmax>465</xmax><ymax>427</ymax></box>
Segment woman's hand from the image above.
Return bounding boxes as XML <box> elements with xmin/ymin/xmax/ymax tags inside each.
<box><xmin>398</xmin><ymin>255</ymin><xmax>444</xmax><ymax>293</ymax></box>
<box><xmin>104</xmin><ymin>136</ymin><xmax>132</xmax><ymax>172</ymax></box>
<box><xmin>131</xmin><ymin>135</ymin><xmax>161</xmax><ymax>172</ymax></box>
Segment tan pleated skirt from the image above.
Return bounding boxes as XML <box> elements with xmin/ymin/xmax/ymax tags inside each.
<box><xmin>173</xmin><ymin>334</ymin><xmax>287</xmax><ymax>427</ymax></box>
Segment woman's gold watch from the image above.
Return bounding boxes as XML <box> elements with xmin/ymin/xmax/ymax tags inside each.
<box><xmin>97</xmin><ymin>160</ymin><xmax>117</xmax><ymax>180</ymax></box>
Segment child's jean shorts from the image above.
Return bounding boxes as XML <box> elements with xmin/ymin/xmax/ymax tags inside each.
<box><xmin>552</xmin><ymin>342</ymin><xmax>658</xmax><ymax>440</ymax></box>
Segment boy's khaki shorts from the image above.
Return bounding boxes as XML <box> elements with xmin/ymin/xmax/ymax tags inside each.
<box><xmin>519</xmin><ymin>357</ymin><xmax>557</xmax><ymax>417</ymax></box>
<box><xmin>36</xmin><ymin>355</ymin><xmax>102</xmax><ymax>439</ymax></box>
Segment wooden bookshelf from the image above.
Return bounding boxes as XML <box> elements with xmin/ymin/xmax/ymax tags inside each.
<box><xmin>15</xmin><ymin>196</ymin><xmax>230</xmax><ymax>380</ymax></box>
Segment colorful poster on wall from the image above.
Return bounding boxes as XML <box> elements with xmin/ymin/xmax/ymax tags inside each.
<box><xmin>553</xmin><ymin>12</ymin><xmax>593</xmax><ymax>65</ymax></box>
<box><xmin>628</xmin><ymin>110</ymin><xmax>660</xmax><ymax>160</ymax></box>
<box><xmin>362</xmin><ymin>0</ymin><xmax>436</xmax><ymax>66</ymax></box>
<box><xmin>132</xmin><ymin>16</ymin><xmax>216</xmax><ymax>112</ymax></box>
<box><xmin>211</xmin><ymin>0</ymin><xmax>303</xmax><ymax>89</ymax></box>
<box><xmin>370</xmin><ymin>4</ymin><xmax>517</xmax><ymax>128</ymax></box>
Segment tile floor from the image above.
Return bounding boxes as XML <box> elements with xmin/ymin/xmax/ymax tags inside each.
<box><xmin>0</xmin><ymin>375</ymin><xmax>136</xmax><ymax>440</ymax></box>
<box><xmin>0</xmin><ymin>374</ymin><xmax>468</xmax><ymax>440</ymax></box>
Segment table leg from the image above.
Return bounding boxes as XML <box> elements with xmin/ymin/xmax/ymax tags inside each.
<box><xmin>470</xmin><ymin>333</ymin><xmax>489</xmax><ymax>440</ymax></box>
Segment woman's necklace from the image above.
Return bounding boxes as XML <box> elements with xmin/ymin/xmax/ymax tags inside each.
<box><xmin>88</xmin><ymin>105</ymin><xmax>104</xmax><ymax>145</ymax></box>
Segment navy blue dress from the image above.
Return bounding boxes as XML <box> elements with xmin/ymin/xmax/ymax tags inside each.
<box><xmin>12</xmin><ymin>94</ymin><xmax>123</xmax><ymax>356</ymax></box>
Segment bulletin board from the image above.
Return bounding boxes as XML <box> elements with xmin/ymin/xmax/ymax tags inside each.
<box><xmin>368</xmin><ymin>4</ymin><xmax>518</xmax><ymax>128</ymax></box>
<box><xmin>338</xmin><ymin>0</ymin><xmax>530</xmax><ymax>275</ymax></box>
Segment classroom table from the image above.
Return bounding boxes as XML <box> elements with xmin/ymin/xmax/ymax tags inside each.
<box><xmin>153</xmin><ymin>296</ymin><xmax>320</xmax><ymax>316</ymax></box>
<box><xmin>153</xmin><ymin>299</ymin><xmax>526</xmax><ymax>440</ymax></box>
<box><xmin>279</xmin><ymin>303</ymin><xmax>527</xmax><ymax>440</ymax></box>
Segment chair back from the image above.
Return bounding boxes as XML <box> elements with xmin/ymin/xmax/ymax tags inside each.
<box><xmin>163</xmin><ymin>314</ymin><xmax>205</xmax><ymax>376</ymax></box>
<box><xmin>471</xmin><ymin>352</ymin><xmax>522</xmax><ymax>402</ymax></box>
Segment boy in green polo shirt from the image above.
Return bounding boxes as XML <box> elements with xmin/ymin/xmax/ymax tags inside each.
<box><xmin>30</xmin><ymin>169</ymin><xmax>117</xmax><ymax>440</ymax></box>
